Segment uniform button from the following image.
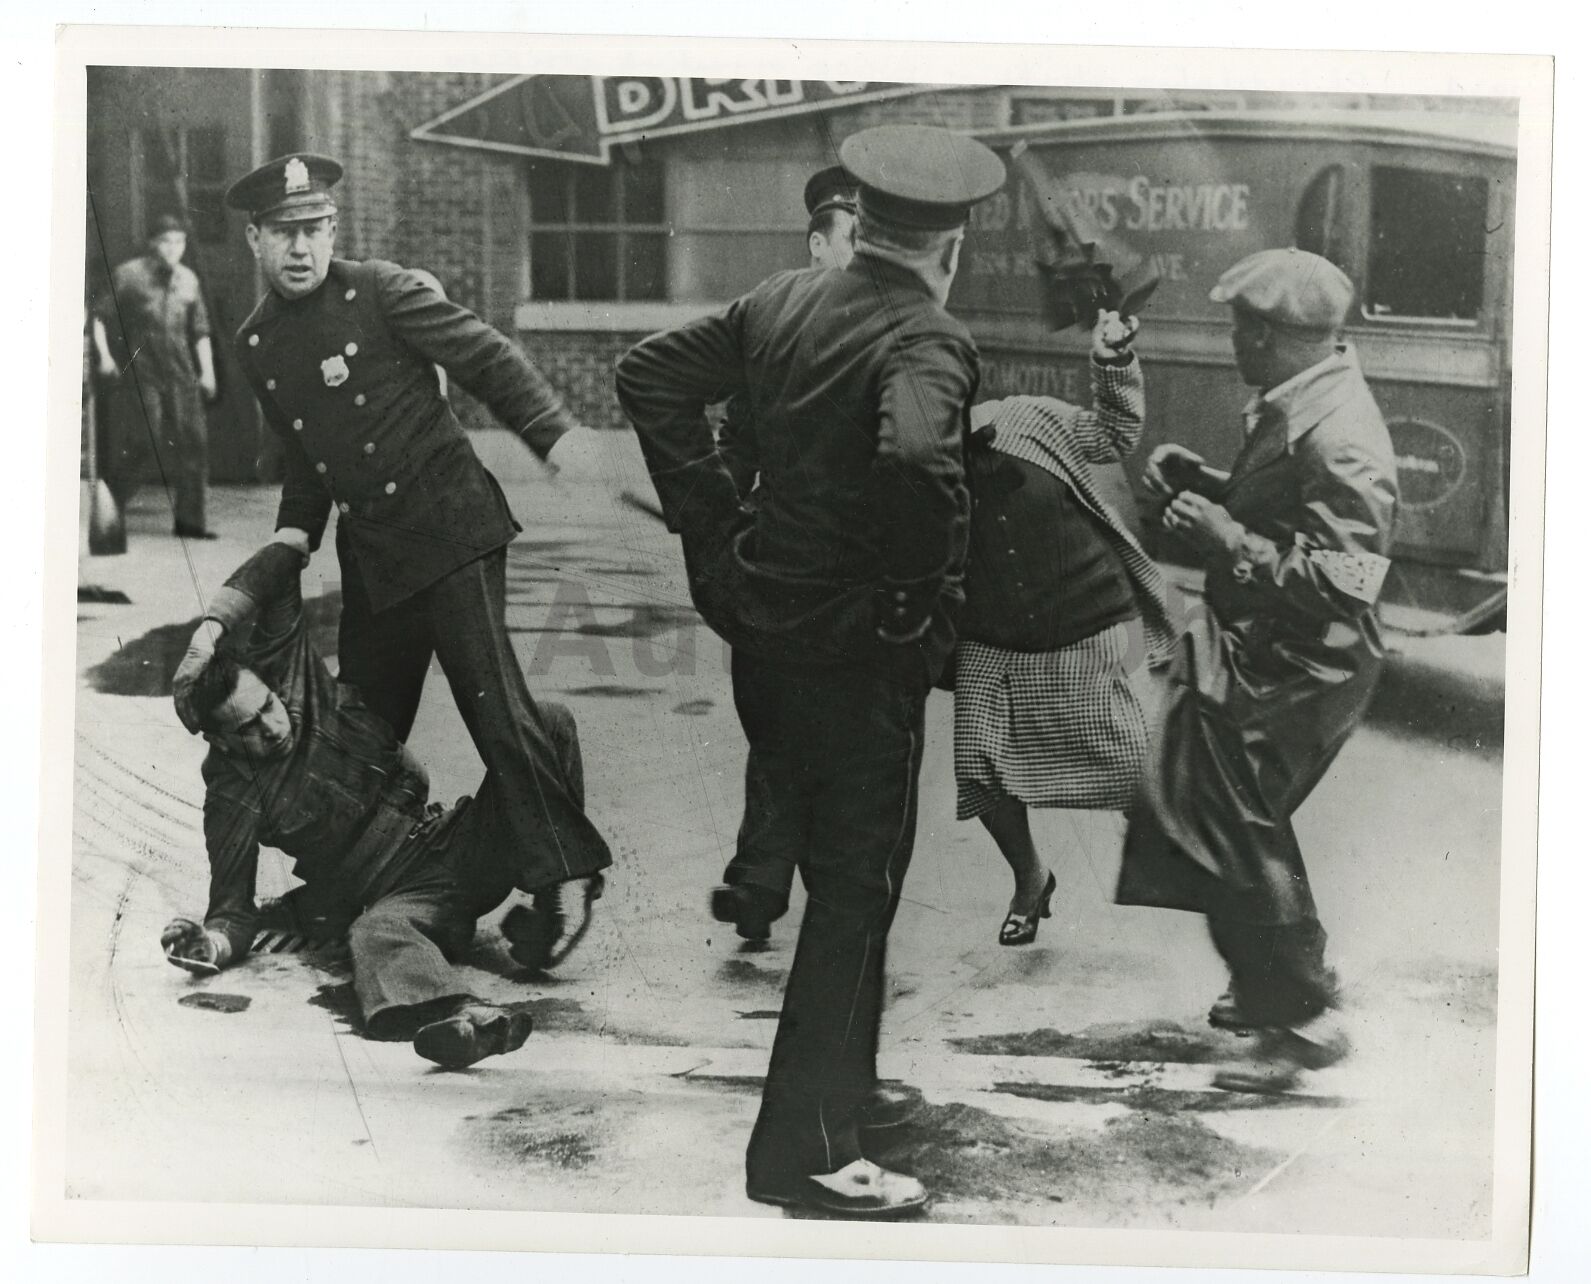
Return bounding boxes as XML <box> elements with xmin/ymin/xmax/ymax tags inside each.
<box><xmin>345</xmin><ymin>288</ymin><xmax>357</xmax><ymax>301</ymax></box>
<box><xmin>265</xmin><ymin>378</ymin><xmax>276</xmax><ymax>391</ymax></box>
<box><xmin>384</xmin><ymin>481</ymin><xmax>397</xmax><ymax>495</ymax></box>
<box><xmin>315</xmin><ymin>462</ymin><xmax>327</xmax><ymax>474</ymax></box>
<box><xmin>247</xmin><ymin>333</ymin><xmax>259</xmax><ymax>347</ymax></box>
<box><xmin>292</xmin><ymin>418</ymin><xmax>303</xmax><ymax>431</ymax></box>
<box><xmin>354</xmin><ymin>393</ymin><xmax>367</xmax><ymax>406</ymax></box>
<box><xmin>893</xmin><ymin>590</ymin><xmax>908</xmax><ymax>603</ymax></box>
<box><xmin>338</xmin><ymin>502</ymin><xmax>351</xmax><ymax>514</ymax></box>
<box><xmin>363</xmin><ymin>442</ymin><xmax>375</xmax><ymax>455</ymax></box>
<box><xmin>345</xmin><ymin>342</ymin><xmax>358</xmax><ymax>357</ymax></box>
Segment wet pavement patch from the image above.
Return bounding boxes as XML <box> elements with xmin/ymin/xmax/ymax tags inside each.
<box><xmin>949</xmin><ymin>1020</ymin><xmax>1236</xmax><ymax>1065</ymax></box>
<box><xmin>178</xmin><ymin>992</ymin><xmax>251</xmax><ymax>1014</ymax></box>
<box><xmin>672</xmin><ymin>699</ymin><xmax>714</xmax><ymax>716</ymax></box>
<box><xmin>558</xmin><ymin>685</ymin><xmax>658</xmax><ymax>699</ymax></box>
<box><xmin>717</xmin><ymin>958</ymin><xmax>786</xmax><ymax>989</ymax></box>
<box><xmin>735</xmin><ymin>1010</ymin><xmax>781</xmax><ymax>1020</ymax></box>
<box><xmin>993</xmin><ymin>1080</ymin><xmax>1345</xmax><ymax>1113</ymax></box>
<box><xmin>868</xmin><ymin>1099</ymin><xmax>1278</xmax><ymax>1222</ymax></box>
<box><xmin>87</xmin><ymin>593</ymin><xmax>343</xmax><ymax>697</ymax></box>
<box><xmin>465</xmin><ymin>1098</ymin><xmax>604</xmax><ymax>1170</ymax></box>
<box><xmin>307</xmin><ymin>980</ymin><xmax>360</xmax><ymax>1031</ymax></box>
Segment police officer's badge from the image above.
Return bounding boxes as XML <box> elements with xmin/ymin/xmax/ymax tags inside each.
<box><xmin>321</xmin><ymin>355</ymin><xmax>350</xmax><ymax>387</ymax></box>
<box><xmin>285</xmin><ymin>157</ymin><xmax>311</xmax><ymax>194</ymax></box>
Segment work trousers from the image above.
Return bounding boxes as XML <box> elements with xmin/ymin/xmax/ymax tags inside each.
<box><xmin>348</xmin><ymin>701</ymin><xmax>588</xmax><ymax>1034</ymax></box>
<box><xmin>734</xmin><ymin>652</ymin><xmax>928</xmax><ymax>1183</ymax></box>
<box><xmin>336</xmin><ymin>537</ymin><xmax>611</xmax><ymax>894</ymax></box>
<box><xmin>1207</xmin><ymin>914</ymin><xmax>1338</xmax><ymax>1029</ymax></box>
<box><xmin>103</xmin><ymin>373</ymin><xmax>207</xmax><ymax>530</ymax></box>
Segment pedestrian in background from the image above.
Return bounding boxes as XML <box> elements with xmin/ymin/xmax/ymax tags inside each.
<box><xmin>618</xmin><ymin>125</ymin><xmax>1005</xmax><ymax>1218</ymax></box>
<box><xmin>1120</xmin><ymin>248</ymin><xmax>1399</xmax><ymax>1094</ymax></box>
<box><xmin>91</xmin><ymin>213</ymin><xmax>219</xmax><ymax>538</ymax></box>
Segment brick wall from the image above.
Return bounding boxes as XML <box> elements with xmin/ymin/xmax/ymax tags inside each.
<box><xmin>525</xmin><ymin>330</ymin><xmax>646</xmax><ymax>431</ymax></box>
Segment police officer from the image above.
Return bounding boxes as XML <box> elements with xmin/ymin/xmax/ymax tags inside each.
<box><xmin>803</xmin><ymin>164</ymin><xmax>859</xmax><ymax>270</ymax></box>
<box><xmin>222</xmin><ymin>154</ymin><xmax>612</xmax><ymax>969</ymax></box>
<box><xmin>618</xmin><ymin>125</ymin><xmax>1005</xmax><ymax>1217</ymax></box>
<box><xmin>1120</xmin><ymin>248</ymin><xmax>1400</xmax><ymax>1094</ymax></box>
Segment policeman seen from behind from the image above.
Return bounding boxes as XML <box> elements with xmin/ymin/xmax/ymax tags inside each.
<box><xmin>617</xmin><ymin>125</ymin><xmax>1005</xmax><ymax>1217</ymax></box>
<box><xmin>1119</xmin><ymin>248</ymin><xmax>1399</xmax><ymax>1094</ymax></box>
<box><xmin>223</xmin><ymin>154</ymin><xmax>612</xmax><ymax>972</ymax></box>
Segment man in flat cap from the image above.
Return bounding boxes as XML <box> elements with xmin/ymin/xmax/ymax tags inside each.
<box><xmin>1119</xmin><ymin>247</ymin><xmax>1399</xmax><ymax>1093</ymax></box>
<box><xmin>221</xmin><ymin>153</ymin><xmax>611</xmax><ymax>971</ymax></box>
<box><xmin>617</xmin><ymin>124</ymin><xmax>1005</xmax><ymax>1217</ymax></box>
<box><xmin>91</xmin><ymin>213</ymin><xmax>219</xmax><ymax>538</ymax></box>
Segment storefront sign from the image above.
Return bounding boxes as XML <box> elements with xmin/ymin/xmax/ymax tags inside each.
<box><xmin>413</xmin><ymin>75</ymin><xmax>941</xmax><ymax>164</ymax></box>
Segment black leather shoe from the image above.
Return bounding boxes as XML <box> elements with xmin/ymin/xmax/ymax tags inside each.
<box><xmin>857</xmin><ymin>1081</ymin><xmax>925</xmax><ymax>1133</ymax></box>
<box><xmin>413</xmin><ymin>1002</ymin><xmax>533</xmax><ymax>1069</ymax></box>
<box><xmin>710</xmin><ymin>883</ymin><xmax>785</xmax><ymax>942</ymax></box>
<box><xmin>503</xmin><ymin>875</ymin><xmax>604</xmax><ymax>971</ymax></box>
<box><xmin>1208</xmin><ymin>988</ymin><xmax>1256</xmax><ymax>1034</ymax></box>
<box><xmin>173</xmin><ymin>525</ymin><xmax>219</xmax><ymax>540</ymax></box>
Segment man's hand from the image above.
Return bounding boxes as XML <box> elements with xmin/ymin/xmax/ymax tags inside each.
<box><xmin>1143</xmin><ymin>443</ymin><xmax>1209</xmax><ymax>500</ymax></box>
<box><xmin>1161</xmin><ymin>491</ymin><xmax>1246</xmax><ymax>559</ymax></box>
<box><xmin>545</xmin><ymin>426</ymin><xmax>609</xmax><ymax>486</ymax></box>
<box><xmin>96</xmin><ymin>353</ymin><xmax>120</xmax><ymax>381</ymax></box>
<box><xmin>1091</xmin><ymin>309</ymin><xmax>1139</xmax><ymax>362</ymax></box>
<box><xmin>160</xmin><ymin>918</ymin><xmax>232</xmax><ymax>975</ymax></box>
<box><xmin>199</xmin><ymin>371</ymin><xmax>219</xmax><ymax>402</ymax></box>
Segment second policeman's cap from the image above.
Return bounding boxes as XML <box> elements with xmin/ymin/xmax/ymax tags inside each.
<box><xmin>1210</xmin><ymin>247</ymin><xmax>1354</xmax><ymax>333</ymax></box>
<box><xmin>803</xmin><ymin>165</ymin><xmax>858</xmax><ymax>218</ymax></box>
<box><xmin>224</xmin><ymin>153</ymin><xmax>342</xmax><ymax>223</ymax></box>
<box><xmin>839</xmin><ymin>126</ymin><xmax>1007</xmax><ymax>231</ymax></box>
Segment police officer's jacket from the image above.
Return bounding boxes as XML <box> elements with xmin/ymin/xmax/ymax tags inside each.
<box><xmin>616</xmin><ymin>251</ymin><xmax>978</xmax><ymax>685</ymax></box>
<box><xmin>235</xmin><ymin>259</ymin><xmax>577</xmax><ymax>612</ymax></box>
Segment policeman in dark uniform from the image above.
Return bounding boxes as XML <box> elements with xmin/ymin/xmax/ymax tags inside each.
<box><xmin>222</xmin><ymin>154</ymin><xmax>612</xmax><ymax>969</ymax></box>
<box><xmin>802</xmin><ymin>164</ymin><xmax>859</xmax><ymax>270</ymax></box>
<box><xmin>617</xmin><ymin>125</ymin><xmax>1005</xmax><ymax>1217</ymax></box>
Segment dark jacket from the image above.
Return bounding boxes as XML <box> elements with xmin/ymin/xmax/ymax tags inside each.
<box><xmin>235</xmin><ymin>259</ymin><xmax>578</xmax><ymax>612</ymax></box>
<box><xmin>1119</xmin><ymin>347</ymin><xmax>1400</xmax><ymax>924</ymax></box>
<box><xmin>615</xmin><ymin>252</ymin><xmax>979</xmax><ymax>685</ymax></box>
<box><xmin>192</xmin><ymin>544</ymin><xmax>435</xmax><ymax>962</ymax></box>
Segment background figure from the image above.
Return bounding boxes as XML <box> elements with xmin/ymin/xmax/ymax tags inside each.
<box><xmin>1120</xmin><ymin>248</ymin><xmax>1399</xmax><ymax>1094</ymax></box>
<box><xmin>618</xmin><ymin>125</ymin><xmax>1005</xmax><ymax>1218</ymax></box>
<box><xmin>953</xmin><ymin>310</ymin><xmax>1175</xmax><ymax>945</ymax></box>
<box><xmin>222</xmin><ymin>152</ymin><xmax>613</xmax><ymax>970</ymax></box>
<box><xmin>91</xmin><ymin>213</ymin><xmax>219</xmax><ymax>537</ymax></box>
<box><xmin>711</xmin><ymin>162</ymin><xmax>861</xmax><ymax>937</ymax></box>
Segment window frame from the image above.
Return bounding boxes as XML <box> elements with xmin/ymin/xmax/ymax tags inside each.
<box><xmin>527</xmin><ymin>155</ymin><xmax>670</xmax><ymax>304</ymax></box>
<box><xmin>1359</xmin><ymin>161</ymin><xmax>1492</xmax><ymax>330</ymax></box>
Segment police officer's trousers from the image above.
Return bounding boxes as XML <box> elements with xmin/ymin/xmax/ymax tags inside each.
<box><xmin>734</xmin><ymin>651</ymin><xmax>928</xmax><ymax>1183</ymax></box>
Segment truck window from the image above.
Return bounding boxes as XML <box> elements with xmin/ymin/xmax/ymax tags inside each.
<box><xmin>1295</xmin><ymin>165</ymin><xmax>1351</xmax><ymax>272</ymax></box>
<box><xmin>1365</xmin><ymin>167</ymin><xmax>1489</xmax><ymax>322</ymax></box>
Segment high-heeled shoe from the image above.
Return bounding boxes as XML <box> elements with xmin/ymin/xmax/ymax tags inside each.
<box><xmin>998</xmin><ymin>871</ymin><xmax>1056</xmax><ymax>946</ymax></box>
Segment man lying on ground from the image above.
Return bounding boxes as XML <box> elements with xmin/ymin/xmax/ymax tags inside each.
<box><xmin>161</xmin><ymin>533</ymin><xmax>589</xmax><ymax>1069</ymax></box>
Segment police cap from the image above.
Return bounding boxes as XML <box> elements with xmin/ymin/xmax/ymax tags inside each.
<box><xmin>839</xmin><ymin>126</ymin><xmax>1006</xmax><ymax>232</ymax></box>
<box><xmin>803</xmin><ymin>165</ymin><xmax>858</xmax><ymax>219</ymax></box>
<box><xmin>224</xmin><ymin>153</ymin><xmax>342</xmax><ymax>224</ymax></box>
<box><xmin>1210</xmin><ymin>247</ymin><xmax>1354</xmax><ymax>333</ymax></box>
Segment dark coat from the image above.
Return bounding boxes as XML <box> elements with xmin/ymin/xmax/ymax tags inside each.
<box><xmin>235</xmin><ymin>259</ymin><xmax>577</xmax><ymax>612</ymax></box>
<box><xmin>1119</xmin><ymin>348</ymin><xmax>1399</xmax><ymax>924</ymax></box>
<box><xmin>615</xmin><ymin>252</ymin><xmax>979</xmax><ymax>686</ymax></box>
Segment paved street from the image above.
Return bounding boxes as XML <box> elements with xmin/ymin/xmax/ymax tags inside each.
<box><xmin>68</xmin><ymin>434</ymin><xmax>1505</xmax><ymax>1233</ymax></box>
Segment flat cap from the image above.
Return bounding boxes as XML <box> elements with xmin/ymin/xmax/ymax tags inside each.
<box><xmin>224</xmin><ymin>153</ymin><xmax>342</xmax><ymax>224</ymax></box>
<box><xmin>840</xmin><ymin>126</ymin><xmax>1006</xmax><ymax>232</ymax></box>
<box><xmin>803</xmin><ymin>165</ymin><xmax>858</xmax><ymax>219</ymax></box>
<box><xmin>147</xmin><ymin>212</ymin><xmax>188</xmax><ymax>240</ymax></box>
<box><xmin>1210</xmin><ymin>247</ymin><xmax>1354</xmax><ymax>332</ymax></box>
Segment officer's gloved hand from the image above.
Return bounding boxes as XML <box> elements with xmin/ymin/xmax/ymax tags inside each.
<box><xmin>172</xmin><ymin>618</ymin><xmax>225</xmax><ymax>734</ymax></box>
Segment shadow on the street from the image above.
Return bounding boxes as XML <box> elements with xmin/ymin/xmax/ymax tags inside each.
<box><xmin>1365</xmin><ymin>646</ymin><xmax>1504</xmax><ymax>760</ymax></box>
